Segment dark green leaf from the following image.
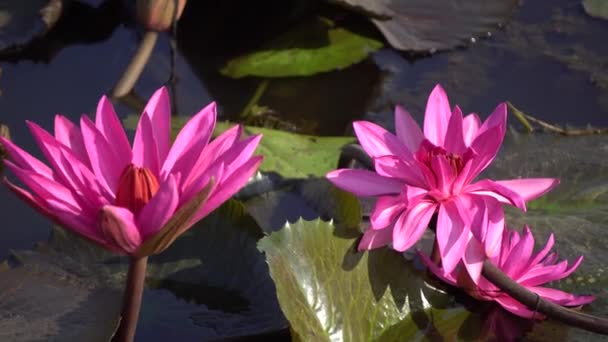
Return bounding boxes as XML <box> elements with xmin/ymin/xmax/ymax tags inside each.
<box><xmin>220</xmin><ymin>17</ymin><xmax>383</xmax><ymax>78</ymax></box>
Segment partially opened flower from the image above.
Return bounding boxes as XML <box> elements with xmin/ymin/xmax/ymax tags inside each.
<box><xmin>420</xmin><ymin>226</ymin><xmax>595</xmax><ymax>318</ymax></box>
<box><xmin>1</xmin><ymin>87</ymin><xmax>262</xmax><ymax>257</ymax></box>
<box><xmin>326</xmin><ymin>85</ymin><xmax>558</xmax><ymax>282</ymax></box>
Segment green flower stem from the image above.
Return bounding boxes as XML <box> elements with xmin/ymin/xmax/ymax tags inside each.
<box><xmin>113</xmin><ymin>256</ymin><xmax>148</xmax><ymax>342</ymax></box>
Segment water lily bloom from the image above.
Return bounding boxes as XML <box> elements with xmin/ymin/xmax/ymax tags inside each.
<box><xmin>0</xmin><ymin>87</ymin><xmax>262</xmax><ymax>256</ymax></box>
<box><xmin>419</xmin><ymin>226</ymin><xmax>596</xmax><ymax>318</ymax></box>
<box><xmin>326</xmin><ymin>85</ymin><xmax>558</xmax><ymax>282</ymax></box>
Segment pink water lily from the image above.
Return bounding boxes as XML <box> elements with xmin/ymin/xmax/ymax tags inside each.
<box><xmin>326</xmin><ymin>85</ymin><xmax>558</xmax><ymax>282</ymax></box>
<box><xmin>1</xmin><ymin>87</ymin><xmax>262</xmax><ymax>256</ymax></box>
<box><xmin>420</xmin><ymin>226</ymin><xmax>595</xmax><ymax>318</ymax></box>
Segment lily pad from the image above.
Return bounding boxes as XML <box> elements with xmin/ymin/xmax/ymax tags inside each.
<box><xmin>583</xmin><ymin>0</ymin><xmax>608</xmax><ymax>20</ymax></box>
<box><xmin>331</xmin><ymin>0</ymin><xmax>518</xmax><ymax>52</ymax></box>
<box><xmin>123</xmin><ymin>115</ymin><xmax>355</xmax><ymax>178</ymax></box>
<box><xmin>0</xmin><ymin>200</ymin><xmax>286</xmax><ymax>340</ymax></box>
<box><xmin>257</xmin><ymin>218</ymin><xmax>471</xmax><ymax>341</ymax></box>
<box><xmin>0</xmin><ymin>0</ymin><xmax>63</xmax><ymax>51</ymax></box>
<box><xmin>220</xmin><ymin>17</ymin><xmax>383</xmax><ymax>78</ymax></box>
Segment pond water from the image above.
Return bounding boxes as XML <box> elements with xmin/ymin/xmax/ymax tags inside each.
<box><xmin>0</xmin><ymin>0</ymin><xmax>607</xmax><ymax>341</ymax></box>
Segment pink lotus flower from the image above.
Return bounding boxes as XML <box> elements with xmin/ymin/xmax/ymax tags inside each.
<box><xmin>420</xmin><ymin>226</ymin><xmax>595</xmax><ymax>318</ymax></box>
<box><xmin>1</xmin><ymin>87</ymin><xmax>262</xmax><ymax>256</ymax></box>
<box><xmin>326</xmin><ymin>85</ymin><xmax>558</xmax><ymax>282</ymax></box>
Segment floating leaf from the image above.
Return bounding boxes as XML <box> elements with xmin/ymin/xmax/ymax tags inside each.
<box><xmin>583</xmin><ymin>0</ymin><xmax>608</xmax><ymax>20</ymax></box>
<box><xmin>330</xmin><ymin>0</ymin><xmax>518</xmax><ymax>52</ymax></box>
<box><xmin>220</xmin><ymin>17</ymin><xmax>383</xmax><ymax>78</ymax></box>
<box><xmin>257</xmin><ymin>218</ymin><xmax>469</xmax><ymax>341</ymax></box>
<box><xmin>123</xmin><ymin>116</ymin><xmax>355</xmax><ymax>178</ymax></box>
<box><xmin>0</xmin><ymin>0</ymin><xmax>63</xmax><ymax>51</ymax></box>
<box><xmin>0</xmin><ymin>200</ymin><xmax>286</xmax><ymax>340</ymax></box>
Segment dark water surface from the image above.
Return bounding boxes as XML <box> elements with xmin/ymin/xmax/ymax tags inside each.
<box><xmin>0</xmin><ymin>4</ymin><xmax>606</xmax><ymax>339</ymax></box>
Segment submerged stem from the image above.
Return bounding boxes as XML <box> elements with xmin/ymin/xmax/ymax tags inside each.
<box><xmin>113</xmin><ymin>256</ymin><xmax>148</xmax><ymax>342</ymax></box>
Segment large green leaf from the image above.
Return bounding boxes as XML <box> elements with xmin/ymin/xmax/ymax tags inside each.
<box><xmin>257</xmin><ymin>218</ymin><xmax>471</xmax><ymax>341</ymax></box>
<box><xmin>0</xmin><ymin>200</ymin><xmax>286</xmax><ymax>340</ymax></box>
<box><xmin>123</xmin><ymin>115</ymin><xmax>355</xmax><ymax>178</ymax></box>
<box><xmin>583</xmin><ymin>0</ymin><xmax>608</xmax><ymax>20</ymax></box>
<box><xmin>220</xmin><ymin>17</ymin><xmax>383</xmax><ymax>78</ymax></box>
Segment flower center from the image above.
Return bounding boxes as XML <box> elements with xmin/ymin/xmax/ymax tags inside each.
<box><xmin>416</xmin><ymin>142</ymin><xmax>465</xmax><ymax>175</ymax></box>
<box><xmin>115</xmin><ymin>164</ymin><xmax>160</xmax><ymax>214</ymax></box>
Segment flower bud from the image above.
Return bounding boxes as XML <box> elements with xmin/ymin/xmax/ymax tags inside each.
<box><xmin>136</xmin><ymin>0</ymin><xmax>187</xmax><ymax>32</ymax></box>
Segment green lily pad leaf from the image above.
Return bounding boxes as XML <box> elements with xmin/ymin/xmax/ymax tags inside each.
<box><xmin>0</xmin><ymin>200</ymin><xmax>286</xmax><ymax>340</ymax></box>
<box><xmin>220</xmin><ymin>17</ymin><xmax>383</xmax><ymax>78</ymax></box>
<box><xmin>583</xmin><ymin>0</ymin><xmax>608</xmax><ymax>20</ymax></box>
<box><xmin>330</xmin><ymin>0</ymin><xmax>518</xmax><ymax>52</ymax></box>
<box><xmin>123</xmin><ymin>115</ymin><xmax>355</xmax><ymax>178</ymax></box>
<box><xmin>258</xmin><ymin>218</ymin><xmax>470</xmax><ymax>341</ymax></box>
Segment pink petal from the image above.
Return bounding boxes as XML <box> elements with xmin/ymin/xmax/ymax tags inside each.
<box><xmin>353</xmin><ymin>121</ymin><xmax>410</xmax><ymax>159</ymax></box>
<box><xmin>461</xmin><ymin>194</ymin><xmax>504</xmax><ymax>258</ymax></box>
<box><xmin>180</xmin><ymin>125</ymin><xmax>242</xmax><ymax>192</ymax></box>
<box><xmin>463</xmin><ymin>235</ymin><xmax>485</xmax><ymax>284</ymax></box>
<box><xmin>99</xmin><ymin>205</ymin><xmax>143</xmax><ymax>254</ymax></box>
<box><xmin>142</xmin><ymin>87</ymin><xmax>171</xmax><ymax>163</ymax></box>
<box><xmin>417</xmin><ymin>250</ymin><xmax>459</xmax><ymax>285</ymax></box>
<box><xmin>526</xmin><ymin>233</ymin><xmax>555</xmax><ymax>272</ymax></box>
<box><xmin>374</xmin><ymin>155</ymin><xmax>428</xmax><ymax>189</ymax></box>
<box><xmin>54</xmin><ymin>115</ymin><xmax>90</xmax><ymax>167</ymax></box>
<box><xmin>477</xmin><ymin>102</ymin><xmax>507</xmax><ymax>137</ymax></box>
<box><xmin>492</xmin><ymin>178</ymin><xmax>559</xmax><ymax>202</ymax></box>
<box><xmin>132</xmin><ymin>111</ymin><xmax>161</xmax><ymax>176</ymax></box>
<box><xmin>462</xmin><ymin>113</ymin><xmax>481</xmax><ymax>146</ymax></box>
<box><xmin>94</xmin><ymin>96</ymin><xmax>132</xmax><ymax>165</ymax></box>
<box><xmin>46</xmin><ymin>198</ymin><xmax>111</xmax><ymax>249</ymax></box>
<box><xmin>216</xmin><ymin>134</ymin><xmax>262</xmax><ymax>178</ymax></box>
<box><xmin>4</xmin><ymin>178</ymin><xmax>54</xmax><ymax>218</ymax></box>
<box><xmin>0</xmin><ymin>136</ymin><xmax>53</xmax><ymax>179</ymax></box>
<box><xmin>5</xmin><ymin>160</ymin><xmax>83</xmax><ymax>213</ymax></box>
<box><xmin>394</xmin><ymin>105</ymin><xmax>423</xmax><ymax>153</ymax></box>
<box><xmin>494</xmin><ymin>296</ymin><xmax>535</xmax><ymax>319</ymax></box>
<box><xmin>326</xmin><ymin>169</ymin><xmax>405</xmax><ymax>197</ymax></box>
<box><xmin>392</xmin><ymin>201</ymin><xmax>436</xmax><ymax>252</ymax></box>
<box><xmin>26</xmin><ymin>122</ymin><xmax>109</xmax><ymax>206</ymax></box>
<box><xmin>466</xmin><ymin>126</ymin><xmax>504</xmax><ymax>183</ymax></box>
<box><xmin>194</xmin><ymin>156</ymin><xmax>263</xmax><ymax>223</ymax></box>
<box><xmin>529</xmin><ymin>286</ymin><xmax>595</xmax><ymax>306</ymax></box>
<box><xmin>467</xmin><ymin>179</ymin><xmax>527</xmax><ymax>212</ymax></box>
<box><xmin>444</xmin><ymin>105</ymin><xmax>466</xmax><ymax>155</ymax></box>
<box><xmin>358</xmin><ymin>226</ymin><xmax>393</xmax><ymax>250</ymax></box>
<box><xmin>502</xmin><ymin>226</ymin><xmax>535</xmax><ymax>278</ymax></box>
<box><xmin>436</xmin><ymin>201</ymin><xmax>469</xmax><ymax>273</ymax></box>
<box><xmin>80</xmin><ymin>115</ymin><xmax>126</xmax><ymax>195</ymax></box>
<box><xmin>430</xmin><ymin>154</ymin><xmax>457</xmax><ymax>195</ymax></box>
<box><xmin>161</xmin><ymin>102</ymin><xmax>216</xmax><ymax>178</ymax></box>
<box><xmin>137</xmin><ymin>175</ymin><xmax>180</xmax><ymax>240</ymax></box>
<box><xmin>370</xmin><ymin>195</ymin><xmax>407</xmax><ymax>229</ymax></box>
<box><xmin>423</xmin><ymin>84</ymin><xmax>451</xmax><ymax>147</ymax></box>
